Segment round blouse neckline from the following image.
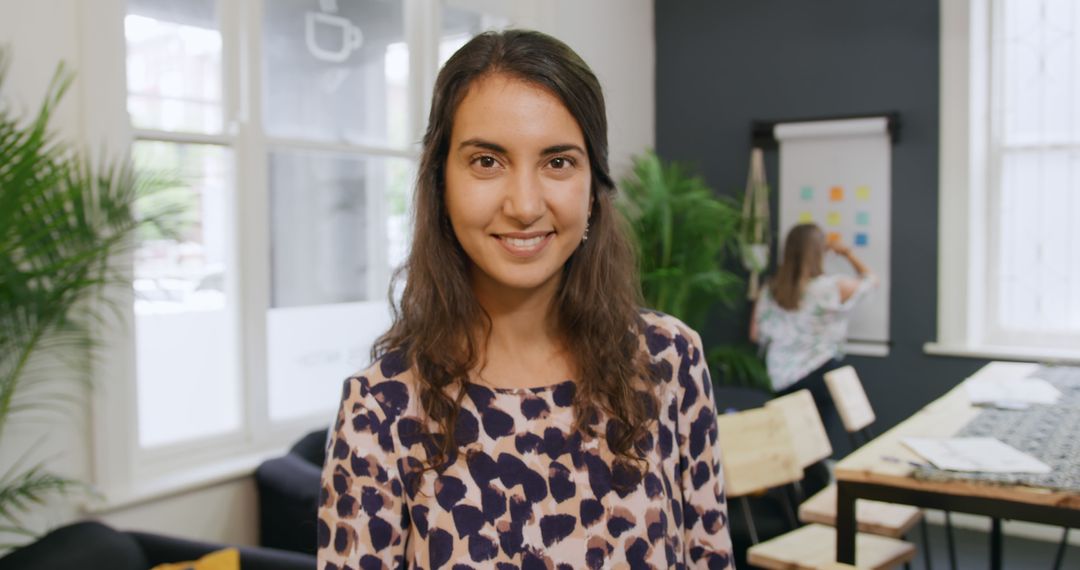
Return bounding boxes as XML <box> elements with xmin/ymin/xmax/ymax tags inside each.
<box><xmin>466</xmin><ymin>378</ymin><xmax>575</xmax><ymax>395</ymax></box>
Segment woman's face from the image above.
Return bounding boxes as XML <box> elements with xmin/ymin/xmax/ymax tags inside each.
<box><xmin>444</xmin><ymin>73</ymin><xmax>592</xmax><ymax>300</ymax></box>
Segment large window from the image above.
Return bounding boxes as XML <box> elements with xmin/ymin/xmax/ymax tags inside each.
<box><xmin>986</xmin><ymin>0</ymin><xmax>1080</xmax><ymax>348</ymax></box>
<box><xmin>933</xmin><ymin>0</ymin><xmax>1080</xmax><ymax>360</ymax></box>
<box><xmin>100</xmin><ymin>0</ymin><xmax>511</xmax><ymax>505</ymax></box>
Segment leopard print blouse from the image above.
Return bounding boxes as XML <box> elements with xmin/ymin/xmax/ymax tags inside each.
<box><xmin>317</xmin><ymin>311</ymin><xmax>734</xmax><ymax>569</ymax></box>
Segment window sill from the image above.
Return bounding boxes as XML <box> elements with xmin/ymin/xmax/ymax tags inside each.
<box><xmin>923</xmin><ymin>342</ymin><xmax>1080</xmax><ymax>365</ymax></box>
<box><xmin>81</xmin><ymin>446</ymin><xmax>288</xmax><ymax>514</ymax></box>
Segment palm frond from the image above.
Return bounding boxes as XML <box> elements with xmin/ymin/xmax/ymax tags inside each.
<box><xmin>0</xmin><ymin>48</ymin><xmax>181</xmax><ymax>535</ymax></box>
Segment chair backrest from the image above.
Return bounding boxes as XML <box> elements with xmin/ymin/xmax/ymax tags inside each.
<box><xmin>714</xmin><ymin>406</ymin><xmax>803</xmax><ymax>498</ymax></box>
<box><xmin>824</xmin><ymin>365</ymin><xmax>876</xmax><ymax>433</ymax></box>
<box><xmin>765</xmin><ymin>389</ymin><xmax>832</xmax><ymax>469</ymax></box>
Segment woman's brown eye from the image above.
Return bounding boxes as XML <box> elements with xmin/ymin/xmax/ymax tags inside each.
<box><xmin>551</xmin><ymin>157</ymin><xmax>567</xmax><ymax>168</ymax></box>
<box><xmin>479</xmin><ymin>156</ymin><xmax>496</xmax><ymax>168</ymax></box>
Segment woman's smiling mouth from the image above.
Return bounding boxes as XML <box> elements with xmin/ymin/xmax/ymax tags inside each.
<box><xmin>494</xmin><ymin>231</ymin><xmax>555</xmax><ymax>257</ymax></box>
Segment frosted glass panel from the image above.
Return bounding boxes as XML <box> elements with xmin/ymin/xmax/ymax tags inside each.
<box><xmin>263</xmin><ymin>0</ymin><xmax>408</xmax><ymax>146</ymax></box>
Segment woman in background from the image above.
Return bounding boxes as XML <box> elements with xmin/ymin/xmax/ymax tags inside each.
<box><xmin>318</xmin><ymin>30</ymin><xmax>732</xmax><ymax>569</ymax></box>
<box><xmin>751</xmin><ymin>223</ymin><xmax>876</xmax><ymax>456</ymax></box>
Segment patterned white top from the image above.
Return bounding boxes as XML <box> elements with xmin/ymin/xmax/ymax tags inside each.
<box><xmin>755</xmin><ymin>274</ymin><xmax>877</xmax><ymax>392</ymax></box>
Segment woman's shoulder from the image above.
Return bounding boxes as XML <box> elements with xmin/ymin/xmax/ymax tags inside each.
<box><xmin>341</xmin><ymin>349</ymin><xmax>418</xmax><ymax>422</ymax></box>
<box><xmin>638</xmin><ymin>308</ymin><xmax>705</xmax><ymax>360</ymax></box>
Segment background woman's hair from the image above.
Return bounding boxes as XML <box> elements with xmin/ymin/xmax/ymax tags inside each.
<box><xmin>769</xmin><ymin>223</ymin><xmax>826</xmax><ymax>310</ymax></box>
<box><xmin>373</xmin><ymin>29</ymin><xmax>655</xmax><ymax>482</ymax></box>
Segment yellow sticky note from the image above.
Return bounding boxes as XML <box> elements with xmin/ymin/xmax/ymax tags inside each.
<box><xmin>856</xmin><ymin>186</ymin><xmax>871</xmax><ymax>200</ymax></box>
<box><xmin>830</xmin><ymin>186</ymin><xmax>844</xmax><ymax>201</ymax></box>
<box><xmin>798</xmin><ymin>211</ymin><xmax>813</xmax><ymax>223</ymax></box>
<box><xmin>827</xmin><ymin>211</ymin><xmax>841</xmax><ymax>226</ymax></box>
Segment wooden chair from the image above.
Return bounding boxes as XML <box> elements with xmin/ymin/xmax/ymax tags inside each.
<box><xmin>768</xmin><ymin>389</ymin><xmax>923</xmax><ymax>568</ymax></box>
<box><xmin>715</xmin><ymin>405</ymin><xmax>915</xmax><ymax>569</ymax></box>
<box><xmin>822</xmin><ymin>366</ymin><xmax>951</xmax><ymax>570</ymax></box>
<box><xmin>824</xmin><ymin>365</ymin><xmax>877</xmax><ymax>449</ymax></box>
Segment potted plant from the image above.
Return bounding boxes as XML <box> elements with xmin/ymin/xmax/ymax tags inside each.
<box><xmin>0</xmin><ymin>51</ymin><xmax>176</xmax><ymax>546</ymax></box>
<box><xmin>618</xmin><ymin>150</ymin><xmax>768</xmax><ymax>390</ymax></box>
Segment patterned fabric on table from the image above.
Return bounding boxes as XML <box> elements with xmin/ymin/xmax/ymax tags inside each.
<box><xmin>317</xmin><ymin>311</ymin><xmax>734</xmax><ymax>570</ymax></box>
<box><xmin>913</xmin><ymin>366</ymin><xmax>1080</xmax><ymax>493</ymax></box>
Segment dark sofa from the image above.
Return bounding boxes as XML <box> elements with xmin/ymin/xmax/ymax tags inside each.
<box><xmin>255</xmin><ymin>428</ymin><xmax>327</xmax><ymax>555</ymax></box>
<box><xmin>0</xmin><ymin>520</ymin><xmax>315</xmax><ymax>570</ymax></box>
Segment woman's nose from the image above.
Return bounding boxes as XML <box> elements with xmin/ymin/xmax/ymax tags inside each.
<box><xmin>503</xmin><ymin>171</ymin><xmax>546</xmax><ymax>226</ymax></box>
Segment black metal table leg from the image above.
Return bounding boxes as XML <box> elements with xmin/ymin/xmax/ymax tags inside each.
<box><xmin>837</xmin><ymin>481</ymin><xmax>857</xmax><ymax>564</ymax></box>
<box><xmin>990</xmin><ymin>517</ymin><xmax>1003</xmax><ymax>570</ymax></box>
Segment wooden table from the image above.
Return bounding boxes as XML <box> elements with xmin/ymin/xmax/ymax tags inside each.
<box><xmin>834</xmin><ymin>362</ymin><xmax>1080</xmax><ymax>568</ymax></box>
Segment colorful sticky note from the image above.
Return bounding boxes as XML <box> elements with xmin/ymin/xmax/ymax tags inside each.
<box><xmin>830</xmin><ymin>186</ymin><xmax>844</xmax><ymax>201</ymax></box>
<box><xmin>800</xmin><ymin>186</ymin><xmax>814</xmax><ymax>200</ymax></box>
<box><xmin>827</xmin><ymin>211</ymin><xmax>841</xmax><ymax>226</ymax></box>
<box><xmin>798</xmin><ymin>211</ymin><xmax>814</xmax><ymax>223</ymax></box>
<box><xmin>854</xmin><ymin>232</ymin><xmax>869</xmax><ymax>246</ymax></box>
<box><xmin>827</xmin><ymin>232</ymin><xmax>841</xmax><ymax>244</ymax></box>
<box><xmin>856</xmin><ymin>186</ymin><xmax>871</xmax><ymax>200</ymax></box>
<box><xmin>855</xmin><ymin>211</ymin><xmax>870</xmax><ymax>226</ymax></box>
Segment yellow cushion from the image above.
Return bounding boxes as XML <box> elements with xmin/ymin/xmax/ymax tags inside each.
<box><xmin>151</xmin><ymin>548</ymin><xmax>240</xmax><ymax>570</ymax></box>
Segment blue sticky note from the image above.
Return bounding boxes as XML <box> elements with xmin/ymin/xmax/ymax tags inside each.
<box><xmin>800</xmin><ymin>186</ymin><xmax>814</xmax><ymax>200</ymax></box>
<box><xmin>854</xmin><ymin>233</ymin><xmax>869</xmax><ymax>247</ymax></box>
<box><xmin>856</xmin><ymin>211</ymin><xmax>870</xmax><ymax>226</ymax></box>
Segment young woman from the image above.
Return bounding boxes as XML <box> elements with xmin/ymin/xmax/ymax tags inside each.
<box><xmin>317</xmin><ymin>30</ymin><xmax>733</xmax><ymax>569</ymax></box>
<box><xmin>751</xmin><ymin>223</ymin><xmax>877</xmax><ymax>456</ymax></box>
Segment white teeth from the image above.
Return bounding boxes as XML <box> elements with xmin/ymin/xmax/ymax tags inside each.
<box><xmin>503</xmin><ymin>235</ymin><xmax>545</xmax><ymax>248</ymax></box>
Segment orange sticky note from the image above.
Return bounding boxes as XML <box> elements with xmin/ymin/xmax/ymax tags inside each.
<box><xmin>827</xmin><ymin>232</ymin><xmax>841</xmax><ymax>244</ymax></box>
<box><xmin>830</xmin><ymin>186</ymin><xmax>844</xmax><ymax>201</ymax></box>
<box><xmin>798</xmin><ymin>211</ymin><xmax>813</xmax><ymax>223</ymax></box>
<box><xmin>827</xmin><ymin>211</ymin><xmax>841</xmax><ymax>226</ymax></box>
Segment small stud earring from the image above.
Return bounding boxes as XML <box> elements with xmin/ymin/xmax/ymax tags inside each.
<box><xmin>582</xmin><ymin>222</ymin><xmax>590</xmax><ymax>243</ymax></box>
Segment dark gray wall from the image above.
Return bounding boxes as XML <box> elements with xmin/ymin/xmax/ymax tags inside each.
<box><xmin>655</xmin><ymin>0</ymin><xmax>987</xmax><ymax>431</ymax></box>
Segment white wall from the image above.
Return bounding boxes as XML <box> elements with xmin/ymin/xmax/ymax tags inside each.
<box><xmin>0</xmin><ymin>0</ymin><xmax>655</xmax><ymax>549</ymax></box>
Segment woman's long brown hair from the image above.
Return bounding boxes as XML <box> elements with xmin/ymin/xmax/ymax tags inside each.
<box><xmin>769</xmin><ymin>223</ymin><xmax>826</xmax><ymax>310</ymax></box>
<box><xmin>373</xmin><ymin>30</ymin><xmax>655</xmax><ymax>480</ymax></box>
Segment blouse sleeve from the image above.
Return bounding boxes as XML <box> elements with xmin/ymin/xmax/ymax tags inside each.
<box><xmin>817</xmin><ymin>274</ymin><xmax>879</xmax><ymax>313</ymax></box>
<box><xmin>678</xmin><ymin>327</ymin><xmax>735</xmax><ymax>569</ymax></box>
<box><xmin>317</xmin><ymin>375</ymin><xmax>409</xmax><ymax>570</ymax></box>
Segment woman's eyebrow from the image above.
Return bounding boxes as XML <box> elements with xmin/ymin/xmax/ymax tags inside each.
<box><xmin>458</xmin><ymin>138</ymin><xmax>507</xmax><ymax>153</ymax></box>
<box><xmin>541</xmin><ymin>144</ymin><xmax>586</xmax><ymax>156</ymax></box>
<box><xmin>457</xmin><ymin>139</ymin><xmax>585</xmax><ymax>157</ymax></box>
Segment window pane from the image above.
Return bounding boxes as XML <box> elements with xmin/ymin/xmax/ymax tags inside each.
<box><xmin>267</xmin><ymin>150</ymin><xmax>411</xmax><ymax>422</ymax></box>
<box><xmin>263</xmin><ymin>0</ymin><xmax>409</xmax><ymax>146</ymax></box>
<box><xmin>996</xmin><ymin>0</ymin><xmax>1080</xmax><ymax>145</ymax></box>
<box><xmin>132</xmin><ymin>141</ymin><xmax>239</xmax><ymax>447</ymax></box>
<box><xmin>438</xmin><ymin>6</ymin><xmax>509</xmax><ymax>68</ymax></box>
<box><xmin>126</xmin><ymin>0</ymin><xmax>223</xmax><ymax>134</ymax></box>
<box><xmin>995</xmin><ymin>149</ymin><xmax>1080</xmax><ymax>332</ymax></box>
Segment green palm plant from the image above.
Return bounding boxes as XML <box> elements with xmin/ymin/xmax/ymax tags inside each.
<box><xmin>618</xmin><ymin>150</ymin><xmax>769</xmax><ymax>390</ymax></box>
<box><xmin>0</xmin><ymin>51</ymin><xmax>179</xmax><ymax>545</ymax></box>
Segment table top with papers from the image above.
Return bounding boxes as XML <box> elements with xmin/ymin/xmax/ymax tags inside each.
<box><xmin>834</xmin><ymin>361</ymin><xmax>1080</xmax><ymax>511</ymax></box>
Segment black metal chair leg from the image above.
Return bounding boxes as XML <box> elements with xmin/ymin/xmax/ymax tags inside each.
<box><xmin>1052</xmin><ymin>527</ymin><xmax>1069</xmax><ymax>570</ymax></box>
<box><xmin>919</xmin><ymin>517</ymin><xmax>933</xmax><ymax>570</ymax></box>
<box><xmin>741</xmin><ymin>496</ymin><xmax>759</xmax><ymax>545</ymax></box>
<box><xmin>944</xmin><ymin>511</ymin><xmax>958</xmax><ymax>570</ymax></box>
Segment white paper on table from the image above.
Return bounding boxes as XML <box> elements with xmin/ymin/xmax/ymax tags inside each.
<box><xmin>964</xmin><ymin>376</ymin><xmax>1061</xmax><ymax>407</ymax></box>
<box><xmin>901</xmin><ymin>437</ymin><xmax>1052</xmax><ymax>474</ymax></box>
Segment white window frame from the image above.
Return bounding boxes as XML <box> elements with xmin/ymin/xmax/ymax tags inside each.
<box><xmin>81</xmin><ymin>0</ymin><xmax>525</xmax><ymax>511</ymax></box>
<box><xmin>927</xmin><ymin>0</ymin><xmax>1080</xmax><ymax>363</ymax></box>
